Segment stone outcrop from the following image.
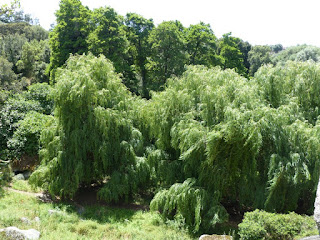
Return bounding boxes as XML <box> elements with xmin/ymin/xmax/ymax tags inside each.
<box><xmin>0</xmin><ymin>226</ymin><xmax>40</xmax><ymax>240</ymax></box>
<box><xmin>315</xmin><ymin>175</ymin><xmax>320</xmax><ymax>235</ymax></box>
<box><xmin>299</xmin><ymin>236</ymin><xmax>320</xmax><ymax>240</ymax></box>
<box><xmin>199</xmin><ymin>234</ymin><xmax>233</xmax><ymax>240</ymax></box>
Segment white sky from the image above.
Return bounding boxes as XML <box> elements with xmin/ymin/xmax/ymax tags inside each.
<box><xmin>9</xmin><ymin>0</ymin><xmax>320</xmax><ymax>47</ymax></box>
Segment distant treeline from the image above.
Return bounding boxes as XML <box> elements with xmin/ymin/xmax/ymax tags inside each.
<box><xmin>2</xmin><ymin>0</ymin><xmax>320</xmax><ymax>97</ymax></box>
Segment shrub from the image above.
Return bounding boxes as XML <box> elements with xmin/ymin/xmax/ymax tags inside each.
<box><xmin>7</xmin><ymin>111</ymin><xmax>54</xmax><ymax>160</ymax></box>
<box><xmin>238</xmin><ymin>210</ymin><xmax>317</xmax><ymax>240</ymax></box>
<box><xmin>150</xmin><ymin>178</ymin><xmax>228</xmax><ymax>233</ymax></box>
<box><xmin>0</xmin><ymin>96</ymin><xmax>43</xmax><ymax>159</ymax></box>
<box><xmin>23</xmin><ymin>83</ymin><xmax>53</xmax><ymax>115</ymax></box>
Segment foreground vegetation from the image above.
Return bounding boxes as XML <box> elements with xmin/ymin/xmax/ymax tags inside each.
<box><xmin>1</xmin><ymin>180</ymin><xmax>318</xmax><ymax>239</ymax></box>
<box><xmin>0</xmin><ymin>183</ymin><xmax>195</xmax><ymax>240</ymax></box>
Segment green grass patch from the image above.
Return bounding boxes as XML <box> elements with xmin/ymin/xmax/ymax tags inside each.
<box><xmin>11</xmin><ymin>179</ymin><xmax>42</xmax><ymax>193</ymax></box>
<box><xmin>0</xmin><ymin>187</ymin><xmax>195</xmax><ymax>239</ymax></box>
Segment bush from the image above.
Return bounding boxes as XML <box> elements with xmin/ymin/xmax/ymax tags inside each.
<box><xmin>7</xmin><ymin>111</ymin><xmax>54</xmax><ymax>160</ymax></box>
<box><xmin>150</xmin><ymin>178</ymin><xmax>228</xmax><ymax>233</ymax></box>
<box><xmin>238</xmin><ymin>210</ymin><xmax>317</xmax><ymax>240</ymax></box>
<box><xmin>23</xmin><ymin>83</ymin><xmax>53</xmax><ymax>115</ymax></box>
<box><xmin>0</xmin><ymin>96</ymin><xmax>43</xmax><ymax>159</ymax></box>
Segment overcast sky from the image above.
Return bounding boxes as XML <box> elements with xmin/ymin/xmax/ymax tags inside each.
<box><xmin>13</xmin><ymin>0</ymin><xmax>320</xmax><ymax>47</ymax></box>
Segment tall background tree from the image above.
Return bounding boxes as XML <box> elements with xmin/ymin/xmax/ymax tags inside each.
<box><xmin>48</xmin><ymin>0</ymin><xmax>90</xmax><ymax>76</ymax></box>
<box><xmin>87</xmin><ymin>7</ymin><xmax>136</xmax><ymax>92</ymax></box>
<box><xmin>248</xmin><ymin>45</ymin><xmax>272</xmax><ymax>76</ymax></box>
<box><xmin>185</xmin><ymin>22</ymin><xmax>221</xmax><ymax>67</ymax></box>
<box><xmin>218</xmin><ymin>33</ymin><xmax>248</xmax><ymax>76</ymax></box>
<box><xmin>147</xmin><ymin>21</ymin><xmax>187</xmax><ymax>92</ymax></box>
<box><xmin>125</xmin><ymin>13</ymin><xmax>154</xmax><ymax>97</ymax></box>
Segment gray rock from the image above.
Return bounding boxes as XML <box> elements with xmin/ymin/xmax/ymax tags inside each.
<box><xmin>13</xmin><ymin>173</ymin><xmax>25</xmax><ymax>181</ymax></box>
<box><xmin>315</xmin><ymin>175</ymin><xmax>320</xmax><ymax>234</ymax></box>
<box><xmin>20</xmin><ymin>217</ymin><xmax>31</xmax><ymax>225</ymax></box>
<box><xmin>48</xmin><ymin>209</ymin><xmax>63</xmax><ymax>215</ymax></box>
<box><xmin>34</xmin><ymin>217</ymin><xmax>40</xmax><ymax>223</ymax></box>
<box><xmin>299</xmin><ymin>236</ymin><xmax>320</xmax><ymax>240</ymax></box>
<box><xmin>0</xmin><ymin>226</ymin><xmax>40</xmax><ymax>240</ymax></box>
<box><xmin>22</xmin><ymin>171</ymin><xmax>32</xmax><ymax>180</ymax></box>
<box><xmin>199</xmin><ymin>234</ymin><xmax>233</xmax><ymax>240</ymax></box>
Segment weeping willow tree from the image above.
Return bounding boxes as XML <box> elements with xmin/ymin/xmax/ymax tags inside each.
<box><xmin>148</xmin><ymin>63</ymin><xmax>320</xmax><ymax>232</ymax></box>
<box><xmin>30</xmin><ymin>54</ymin><xmax>150</xmax><ymax>202</ymax></box>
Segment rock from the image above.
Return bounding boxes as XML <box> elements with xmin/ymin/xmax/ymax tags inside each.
<box><xmin>299</xmin><ymin>236</ymin><xmax>320</xmax><ymax>240</ymax></box>
<box><xmin>22</xmin><ymin>171</ymin><xmax>32</xmax><ymax>180</ymax></box>
<box><xmin>0</xmin><ymin>226</ymin><xmax>40</xmax><ymax>240</ymax></box>
<box><xmin>34</xmin><ymin>217</ymin><xmax>40</xmax><ymax>223</ymax></box>
<box><xmin>199</xmin><ymin>234</ymin><xmax>233</xmax><ymax>240</ymax></box>
<box><xmin>48</xmin><ymin>209</ymin><xmax>63</xmax><ymax>215</ymax></box>
<box><xmin>20</xmin><ymin>217</ymin><xmax>31</xmax><ymax>225</ymax></box>
<box><xmin>315</xmin><ymin>175</ymin><xmax>320</xmax><ymax>234</ymax></box>
<box><xmin>13</xmin><ymin>173</ymin><xmax>25</xmax><ymax>181</ymax></box>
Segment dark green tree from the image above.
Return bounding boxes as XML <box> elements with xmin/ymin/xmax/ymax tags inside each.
<box><xmin>48</xmin><ymin>0</ymin><xmax>90</xmax><ymax>74</ymax></box>
<box><xmin>185</xmin><ymin>22</ymin><xmax>220</xmax><ymax>67</ymax></box>
<box><xmin>0</xmin><ymin>56</ymin><xmax>19</xmax><ymax>91</ymax></box>
<box><xmin>270</xmin><ymin>44</ymin><xmax>283</xmax><ymax>53</ymax></box>
<box><xmin>147</xmin><ymin>21</ymin><xmax>187</xmax><ymax>91</ymax></box>
<box><xmin>87</xmin><ymin>7</ymin><xmax>134</xmax><ymax>91</ymax></box>
<box><xmin>16</xmin><ymin>39</ymin><xmax>50</xmax><ymax>83</ymax></box>
<box><xmin>125</xmin><ymin>13</ymin><xmax>154</xmax><ymax>97</ymax></box>
<box><xmin>248</xmin><ymin>45</ymin><xmax>272</xmax><ymax>76</ymax></box>
<box><xmin>237</xmin><ymin>39</ymin><xmax>251</xmax><ymax>74</ymax></box>
<box><xmin>218</xmin><ymin>33</ymin><xmax>247</xmax><ymax>76</ymax></box>
<box><xmin>0</xmin><ymin>33</ymin><xmax>28</xmax><ymax>72</ymax></box>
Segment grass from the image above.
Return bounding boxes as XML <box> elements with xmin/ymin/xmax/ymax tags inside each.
<box><xmin>2</xmin><ymin>180</ymin><xmax>317</xmax><ymax>240</ymax></box>
<box><xmin>10</xmin><ymin>179</ymin><xmax>43</xmax><ymax>193</ymax></box>
<box><xmin>0</xmin><ymin>181</ymin><xmax>195</xmax><ymax>240</ymax></box>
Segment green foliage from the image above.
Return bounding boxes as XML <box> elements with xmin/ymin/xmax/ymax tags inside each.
<box><xmin>0</xmin><ymin>90</ymin><xmax>10</xmax><ymax>108</ymax></box>
<box><xmin>32</xmin><ymin>54</ymin><xmax>150</xmax><ymax>201</ymax></box>
<box><xmin>0</xmin><ymin>33</ymin><xmax>28</xmax><ymax>70</ymax></box>
<box><xmin>0</xmin><ymin>95</ymin><xmax>43</xmax><ymax>158</ymax></box>
<box><xmin>0</xmin><ymin>56</ymin><xmax>20</xmax><ymax>91</ymax></box>
<box><xmin>147</xmin><ymin>21</ymin><xmax>187</xmax><ymax>91</ymax></box>
<box><xmin>48</xmin><ymin>0</ymin><xmax>90</xmax><ymax>73</ymax></box>
<box><xmin>0</xmin><ymin>22</ymin><xmax>48</xmax><ymax>41</ymax></box>
<box><xmin>0</xmin><ymin>84</ymin><xmax>52</xmax><ymax>160</ymax></box>
<box><xmin>0</xmin><ymin>0</ymin><xmax>20</xmax><ymax>19</ymax></box>
<box><xmin>0</xmin><ymin>22</ymin><xmax>28</xmax><ymax>36</ymax></box>
<box><xmin>150</xmin><ymin>178</ymin><xmax>228</xmax><ymax>233</ymax></box>
<box><xmin>16</xmin><ymin>39</ymin><xmax>50</xmax><ymax>83</ymax></box>
<box><xmin>270</xmin><ymin>44</ymin><xmax>283</xmax><ymax>53</ymax></box>
<box><xmin>147</xmin><ymin>62</ymin><xmax>320</xmax><ymax>228</ymax></box>
<box><xmin>254</xmin><ymin>61</ymin><xmax>320</xmax><ymax>123</ymax></box>
<box><xmin>185</xmin><ymin>22</ymin><xmax>219</xmax><ymax>67</ymax></box>
<box><xmin>238</xmin><ymin>210</ymin><xmax>317</xmax><ymax>240</ymax></box>
<box><xmin>248</xmin><ymin>45</ymin><xmax>272</xmax><ymax>76</ymax></box>
<box><xmin>87</xmin><ymin>7</ymin><xmax>136</xmax><ymax>92</ymax></box>
<box><xmin>218</xmin><ymin>33</ymin><xmax>248</xmax><ymax>76</ymax></box>
<box><xmin>29</xmin><ymin>52</ymin><xmax>320</xmax><ymax>233</ymax></box>
<box><xmin>0</xmin><ymin>21</ymin><xmax>49</xmax><ymax>89</ymax></box>
<box><xmin>125</xmin><ymin>13</ymin><xmax>154</xmax><ymax>97</ymax></box>
<box><xmin>23</xmin><ymin>83</ymin><xmax>53</xmax><ymax>114</ymax></box>
<box><xmin>0</xmin><ymin>159</ymin><xmax>11</xmax><ymax>185</ymax></box>
<box><xmin>271</xmin><ymin>45</ymin><xmax>320</xmax><ymax>65</ymax></box>
<box><xmin>7</xmin><ymin>111</ymin><xmax>54</xmax><ymax>159</ymax></box>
